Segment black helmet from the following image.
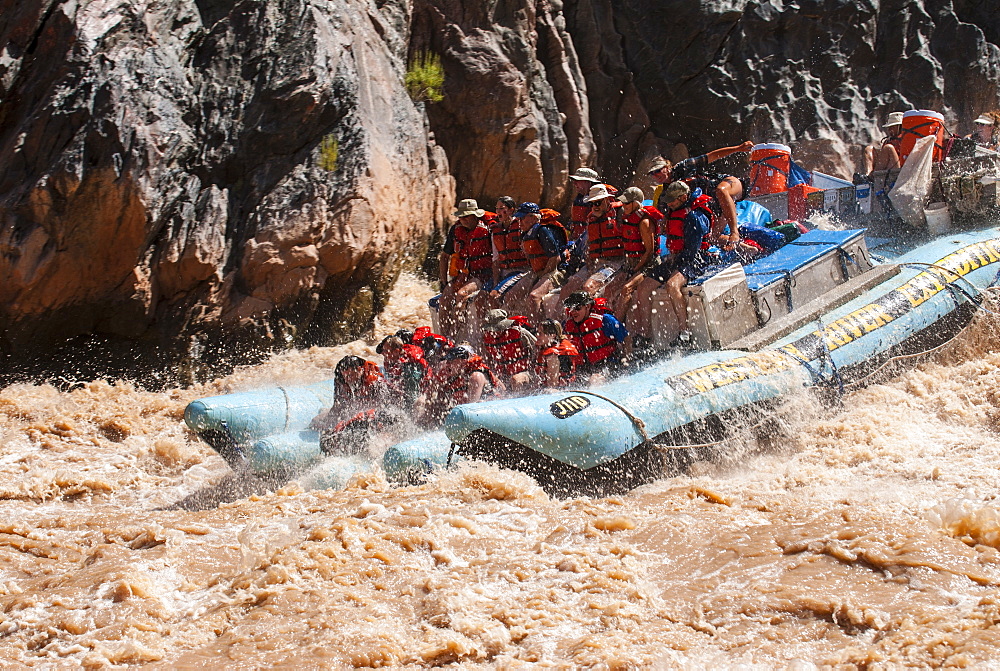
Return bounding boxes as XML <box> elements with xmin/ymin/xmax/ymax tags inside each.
<box><xmin>563</xmin><ymin>291</ymin><xmax>595</xmax><ymax>308</ymax></box>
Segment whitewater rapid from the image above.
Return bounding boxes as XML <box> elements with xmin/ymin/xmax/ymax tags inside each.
<box><xmin>1</xmin><ymin>273</ymin><xmax>1000</xmax><ymax>668</ymax></box>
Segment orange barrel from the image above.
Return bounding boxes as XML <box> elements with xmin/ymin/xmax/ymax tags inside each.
<box><xmin>748</xmin><ymin>143</ymin><xmax>791</xmax><ymax>196</ymax></box>
<box><xmin>899</xmin><ymin>110</ymin><xmax>945</xmax><ymax>163</ymax></box>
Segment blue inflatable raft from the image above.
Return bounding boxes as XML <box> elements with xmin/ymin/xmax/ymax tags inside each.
<box><xmin>433</xmin><ymin>228</ymin><xmax>1000</xmax><ymax>494</ymax></box>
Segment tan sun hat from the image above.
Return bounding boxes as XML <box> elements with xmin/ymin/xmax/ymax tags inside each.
<box><xmin>453</xmin><ymin>198</ymin><xmax>485</xmax><ymax>218</ymax></box>
<box><xmin>974</xmin><ymin>114</ymin><xmax>995</xmax><ymax>126</ymax></box>
<box><xmin>617</xmin><ymin>186</ymin><xmax>645</xmax><ymax>205</ymax></box>
<box><xmin>569</xmin><ymin>167</ymin><xmax>601</xmax><ymax>183</ymax></box>
<box><xmin>584</xmin><ymin>183</ymin><xmax>612</xmax><ymax>203</ymax></box>
<box><xmin>882</xmin><ymin>111</ymin><xmax>904</xmax><ymax>128</ymax></box>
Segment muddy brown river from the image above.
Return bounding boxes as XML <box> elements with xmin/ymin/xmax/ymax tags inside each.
<box><xmin>2</xmin><ymin>274</ymin><xmax>1000</xmax><ymax>668</ymax></box>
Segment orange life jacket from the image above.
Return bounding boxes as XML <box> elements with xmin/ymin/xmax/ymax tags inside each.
<box><xmin>521</xmin><ymin>213</ymin><xmax>568</xmax><ymax>273</ymax></box>
<box><xmin>413</xmin><ymin>327</ymin><xmax>454</xmax><ymax>349</ymax></box>
<box><xmin>621</xmin><ymin>206</ymin><xmax>663</xmax><ymax>258</ymax></box>
<box><xmin>563</xmin><ymin>315</ymin><xmax>618</xmax><ymax>365</ymax></box>
<box><xmin>535</xmin><ymin>338</ymin><xmax>581</xmax><ymax>386</ymax></box>
<box><xmin>453</xmin><ymin>222</ymin><xmax>492</xmax><ymax>273</ymax></box>
<box><xmin>482</xmin><ymin>324</ymin><xmax>534</xmax><ymax>377</ymax></box>
<box><xmin>587</xmin><ymin>203</ymin><xmax>625</xmax><ymax>259</ymax></box>
<box><xmin>571</xmin><ymin>184</ymin><xmax>618</xmax><ymax>225</ymax></box>
<box><xmin>664</xmin><ymin>194</ymin><xmax>714</xmax><ymax>254</ymax></box>
<box><xmin>490</xmin><ymin>214</ymin><xmax>528</xmax><ymax>271</ymax></box>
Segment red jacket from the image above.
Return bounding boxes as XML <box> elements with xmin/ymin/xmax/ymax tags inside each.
<box><xmin>483</xmin><ymin>324</ymin><xmax>534</xmax><ymax>377</ymax></box>
<box><xmin>664</xmin><ymin>194</ymin><xmax>713</xmax><ymax>254</ymax></box>
<box><xmin>564</xmin><ymin>315</ymin><xmax>618</xmax><ymax>365</ymax></box>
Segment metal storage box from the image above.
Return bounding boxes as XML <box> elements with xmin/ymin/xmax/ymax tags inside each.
<box><xmin>650</xmin><ymin>263</ymin><xmax>758</xmax><ymax>350</ymax></box>
<box><xmin>744</xmin><ymin>229</ymin><xmax>873</xmax><ymax>326</ymax></box>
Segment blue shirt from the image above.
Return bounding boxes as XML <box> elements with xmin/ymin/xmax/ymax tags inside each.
<box><xmin>601</xmin><ymin>313</ymin><xmax>628</xmax><ymax>342</ymax></box>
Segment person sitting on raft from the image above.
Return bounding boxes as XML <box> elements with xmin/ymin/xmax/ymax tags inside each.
<box><xmin>648</xmin><ymin>181</ymin><xmax>713</xmax><ymax>349</ymax></box>
<box><xmin>438</xmin><ymin>198</ymin><xmax>493</xmax><ymax>344</ymax></box>
<box><xmin>863</xmin><ymin>111</ymin><xmax>904</xmax><ymax>175</ymax></box>
<box><xmin>376</xmin><ymin>332</ymin><xmax>431</xmax><ymax>410</ymax></box>
<box><xmin>612</xmin><ymin>186</ymin><xmax>663</xmax><ymax>320</ymax></box>
<box><xmin>309</xmin><ymin>355</ymin><xmax>394</xmax><ymax>455</ymax></box>
<box><xmin>517</xmin><ymin>204</ymin><xmax>569</xmax><ymax>323</ymax></box>
<box><xmin>558</xmin><ymin>184</ymin><xmax>626</xmax><ymax>308</ymax></box>
<box><xmin>487</xmin><ymin>196</ymin><xmax>532</xmax><ymax>310</ymax></box>
<box><xmin>648</xmin><ymin>141</ymin><xmax>753</xmax><ymax>252</ymax></box>
<box><xmin>481</xmin><ymin>309</ymin><xmax>537</xmax><ymax>391</ymax></box>
<box><xmin>413</xmin><ymin>326</ymin><xmax>454</xmax><ymax>367</ymax></box>
<box><xmin>534</xmin><ymin>319</ymin><xmax>581</xmax><ymax>390</ymax></box>
<box><xmin>562</xmin><ymin>291</ymin><xmax>628</xmax><ymax>384</ymax></box>
<box><xmin>419</xmin><ymin>346</ymin><xmax>505</xmax><ymax>425</ymax></box>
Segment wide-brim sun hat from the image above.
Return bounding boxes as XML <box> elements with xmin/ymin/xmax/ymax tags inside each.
<box><xmin>584</xmin><ymin>184</ymin><xmax>612</xmax><ymax>203</ymax></box>
<box><xmin>569</xmin><ymin>168</ymin><xmax>601</xmax><ymax>183</ymax></box>
<box><xmin>882</xmin><ymin>111</ymin><xmax>904</xmax><ymax>128</ymax></box>
<box><xmin>647</xmin><ymin>157</ymin><xmax>668</xmax><ymax>174</ymax></box>
<box><xmin>453</xmin><ymin>198</ymin><xmax>485</xmax><ymax>218</ymax></box>
<box><xmin>974</xmin><ymin>114</ymin><xmax>995</xmax><ymax>126</ymax></box>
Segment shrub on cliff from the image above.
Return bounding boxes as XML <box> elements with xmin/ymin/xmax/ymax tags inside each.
<box><xmin>405</xmin><ymin>51</ymin><xmax>444</xmax><ymax>103</ymax></box>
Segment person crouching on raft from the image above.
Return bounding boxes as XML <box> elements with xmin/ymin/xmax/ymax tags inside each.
<box><xmin>376</xmin><ymin>333</ymin><xmax>431</xmax><ymax>410</ymax></box>
<box><xmin>562</xmin><ymin>291</ymin><xmax>628</xmax><ymax>384</ymax></box>
<box><xmin>309</xmin><ymin>355</ymin><xmax>394</xmax><ymax>455</ymax></box>
<box><xmin>535</xmin><ymin>319</ymin><xmax>582</xmax><ymax>390</ymax></box>
<box><xmin>648</xmin><ymin>141</ymin><xmax>752</xmax><ymax>251</ymax></box>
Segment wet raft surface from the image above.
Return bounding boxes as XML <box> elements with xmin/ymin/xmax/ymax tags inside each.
<box><xmin>2</xmin><ymin>277</ymin><xmax>1000</xmax><ymax>666</ymax></box>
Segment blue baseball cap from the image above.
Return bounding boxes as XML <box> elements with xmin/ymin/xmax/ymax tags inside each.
<box><xmin>513</xmin><ymin>202</ymin><xmax>541</xmax><ymax>218</ymax></box>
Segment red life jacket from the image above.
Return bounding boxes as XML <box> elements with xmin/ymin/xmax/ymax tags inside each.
<box><xmin>490</xmin><ymin>215</ymin><xmax>528</xmax><ymax>271</ymax></box>
<box><xmin>620</xmin><ymin>206</ymin><xmax>663</xmax><ymax>258</ymax></box>
<box><xmin>438</xmin><ymin>355</ymin><xmax>501</xmax><ymax>402</ymax></box>
<box><xmin>521</xmin><ymin>215</ymin><xmax>568</xmax><ymax>273</ymax></box>
<box><xmin>482</xmin><ymin>325</ymin><xmax>534</xmax><ymax>377</ymax></box>
<box><xmin>383</xmin><ymin>344</ymin><xmax>431</xmax><ymax>386</ymax></box>
<box><xmin>333</xmin><ymin>361</ymin><xmax>387</xmax><ymax>408</ymax></box>
<box><xmin>563</xmin><ymin>315</ymin><xmax>618</xmax><ymax>365</ymax></box>
<box><xmin>535</xmin><ymin>338</ymin><xmax>581</xmax><ymax>386</ymax></box>
<box><xmin>664</xmin><ymin>194</ymin><xmax>713</xmax><ymax>254</ymax></box>
<box><xmin>412</xmin><ymin>326</ymin><xmax>454</xmax><ymax>349</ymax></box>
<box><xmin>587</xmin><ymin>203</ymin><xmax>625</xmax><ymax>259</ymax></box>
<box><xmin>453</xmin><ymin>222</ymin><xmax>492</xmax><ymax>273</ymax></box>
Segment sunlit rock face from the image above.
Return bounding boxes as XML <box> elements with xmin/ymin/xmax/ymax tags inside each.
<box><xmin>0</xmin><ymin>0</ymin><xmax>453</xmax><ymax>381</ymax></box>
<box><xmin>410</xmin><ymin>0</ymin><xmax>597</xmax><ymax>209</ymax></box>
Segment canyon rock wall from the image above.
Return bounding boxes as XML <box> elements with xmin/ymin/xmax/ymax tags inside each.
<box><xmin>1</xmin><ymin>0</ymin><xmax>997</xmax><ymax>383</ymax></box>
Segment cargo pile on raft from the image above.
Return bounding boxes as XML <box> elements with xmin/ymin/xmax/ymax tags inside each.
<box><xmin>186</xmin><ymin>109</ymin><xmax>1000</xmax><ymax>495</ymax></box>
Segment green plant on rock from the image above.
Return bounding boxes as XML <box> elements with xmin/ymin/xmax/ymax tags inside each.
<box><xmin>405</xmin><ymin>51</ymin><xmax>445</xmax><ymax>103</ymax></box>
<box><xmin>319</xmin><ymin>134</ymin><xmax>339</xmax><ymax>171</ymax></box>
